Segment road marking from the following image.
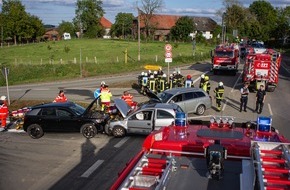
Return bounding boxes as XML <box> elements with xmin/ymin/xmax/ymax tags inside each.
<box><xmin>6</xmin><ymin>129</ymin><xmax>25</xmax><ymax>133</ymax></box>
<box><xmin>81</xmin><ymin>160</ymin><xmax>104</xmax><ymax>178</ymax></box>
<box><xmin>281</xmin><ymin>63</ymin><xmax>290</xmax><ymax>74</ymax></box>
<box><xmin>231</xmin><ymin>72</ymin><xmax>243</xmax><ymax>93</ymax></box>
<box><xmin>114</xmin><ymin>137</ymin><xmax>130</xmax><ymax>148</ymax></box>
<box><xmin>268</xmin><ymin>103</ymin><xmax>273</xmax><ymax>116</ymax></box>
<box><xmin>222</xmin><ymin>99</ymin><xmax>228</xmax><ymax>111</ymax></box>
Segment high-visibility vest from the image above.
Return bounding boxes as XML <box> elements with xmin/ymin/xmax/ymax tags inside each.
<box><xmin>214</xmin><ymin>87</ymin><xmax>224</xmax><ymax>99</ymax></box>
<box><xmin>100</xmin><ymin>89</ymin><xmax>112</xmax><ymax>103</ymax></box>
<box><xmin>53</xmin><ymin>95</ymin><xmax>68</xmax><ymax>103</ymax></box>
<box><xmin>159</xmin><ymin>78</ymin><xmax>166</xmax><ymax>92</ymax></box>
<box><xmin>0</xmin><ymin>104</ymin><xmax>8</xmax><ymax>118</ymax></box>
<box><xmin>149</xmin><ymin>79</ymin><xmax>156</xmax><ymax>92</ymax></box>
<box><xmin>122</xmin><ymin>94</ymin><xmax>133</xmax><ymax>105</ymax></box>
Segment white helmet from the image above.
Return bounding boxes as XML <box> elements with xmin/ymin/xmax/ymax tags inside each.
<box><xmin>170</xmin><ymin>74</ymin><xmax>173</xmax><ymax>77</ymax></box>
<box><xmin>148</xmin><ymin>70</ymin><xmax>151</xmax><ymax>73</ymax></box>
<box><xmin>162</xmin><ymin>74</ymin><xmax>166</xmax><ymax>77</ymax></box>
<box><xmin>150</xmin><ymin>75</ymin><xmax>154</xmax><ymax>78</ymax></box>
<box><xmin>141</xmin><ymin>72</ymin><xmax>145</xmax><ymax>76</ymax></box>
<box><xmin>219</xmin><ymin>82</ymin><xmax>224</xmax><ymax>86</ymax></box>
<box><xmin>0</xmin><ymin>96</ymin><xmax>6</xmax><ymax>101</ymax></box>
<box><xmin>173</xmin><ymin>71</ymin><xmax>176</xmax><ymax>74</ymax></box>
<box><xmin>201</xmin><ymin>74</ymin><xmax>205</xmax><ymax>78</ymax></box>
<box><xmin>144</xmin><ymin>73</ymin><xmax>148</xmax><ymax>76</ymax></box>
<box><xmin>101</xmin><ymin>81</ymin><xmax>105</xmax><ymax>85</ymax></box>
<box><xmin>154</xmin><ymin>71</ymin><xmax>157</xmax><ymax>74</ymax></box>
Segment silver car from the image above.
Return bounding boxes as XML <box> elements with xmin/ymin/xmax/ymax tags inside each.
<box><xmin>148</xmin><ymin>87</ymin><xmax>212</xmax><ymax>115</ymax></box>
<box><xmin>105</xmin><ymin>99</ymin><xmax>184</xmax><ymax>137</ymax></box>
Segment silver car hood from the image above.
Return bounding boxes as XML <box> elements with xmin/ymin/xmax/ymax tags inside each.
<box><xmin>114</xmin><ymin>98</ymin><xmax>131</xmax><ymax>118</ymax></box>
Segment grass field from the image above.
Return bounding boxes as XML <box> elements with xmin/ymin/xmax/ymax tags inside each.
<box><xmin>0</xmin><ymin>39</ymin><xmax>213</xmax><ymax>85</ymax></box>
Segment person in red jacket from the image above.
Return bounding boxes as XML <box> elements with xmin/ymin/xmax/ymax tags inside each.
<box><xmin>121</xmin><ymin>91</ymin><xmax>134</xmax><ymax>106</ymax></box>
<box><xmin>0</xmin><ymin>96</ymin><xmax>9</xmax><ymax>130</ymax></box>
<box><xmin>53</xmin><ymin>90</ymin><xmax>68</xmax><ymax>103</ymax></box>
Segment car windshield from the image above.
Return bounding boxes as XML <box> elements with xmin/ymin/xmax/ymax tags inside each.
<box><xmin>157</xmin><ymin>92</ymin><xmax>173</xmax><ymax>103</ymax></box>
<box><xmin>69</xmin><ymin>103</ymin><xmax>86</xmax><ymax>115</ymax></box>
<box><xmin>215</xmin><ymin>50</ymin><xmax>234</xmax><ymax>57</ymax></box>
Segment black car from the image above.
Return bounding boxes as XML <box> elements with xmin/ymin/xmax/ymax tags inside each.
<box><xmin>23</xmin><ymin>98</ymin><xmax>108</xmax><ymax>139</ymax></box>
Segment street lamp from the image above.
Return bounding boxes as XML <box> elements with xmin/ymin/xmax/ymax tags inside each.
<box><xmin>221</xmin><ymin>12</ymin><xmax>226</xmax><ymax>44</ymax></box>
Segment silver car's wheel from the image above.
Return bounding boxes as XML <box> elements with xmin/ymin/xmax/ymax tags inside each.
<box><xmin>196</xmin><ymin>105</ymin><xmax>205</xmax><ymax>115</ymax></box>
<box><xmin>112</xmin><ymin>126</ymin><xmax>126</xmax><ymax>137</ymax></box>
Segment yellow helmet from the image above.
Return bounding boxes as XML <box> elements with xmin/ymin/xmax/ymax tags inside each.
<box><xmin>205</xmin><ymin>76</ymin><xmax>209</xmax><ymax>81</ymax></box>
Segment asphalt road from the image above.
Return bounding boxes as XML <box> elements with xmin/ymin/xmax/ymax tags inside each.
<box><xmin>1</xmin><ymin>58</ymin><xmax>290</xmax><ymax>190</ymax></box>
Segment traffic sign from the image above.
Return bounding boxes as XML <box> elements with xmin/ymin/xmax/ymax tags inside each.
<box><xmin>165</xmin><ymin>52</ymin><xmax>172</xmax><ymax>58</ymax></box>
<box><xmin>165</xmin><ymin>58</ymin><xmax>172</xmax><ymax>62</ymax></box>
<box><xmin>165</xmin><ymin>44</ymin><xmax>172</xmax><ymax>52</ymax></box>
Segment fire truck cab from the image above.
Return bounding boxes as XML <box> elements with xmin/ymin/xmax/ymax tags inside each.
<box><xmin>211</xmin><ymin>44</ymin><xmax>240</xmax><ymax>75</ymax></box>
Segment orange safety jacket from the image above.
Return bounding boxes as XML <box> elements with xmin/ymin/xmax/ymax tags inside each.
<box><xmin>122</xmin><ymin>94</ymin><xmax>133</xmax><ymax>106</ymax></box>
<box><xmin>53</xmin><ymin>95</ymin><xmax>68</xmax><ymax>103</ymax></box>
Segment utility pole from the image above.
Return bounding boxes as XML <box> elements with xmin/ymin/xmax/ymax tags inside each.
<box><xmin>80</xmin><ymin>48</ymin><xmax>82</xmax><ymax>77</ymax></box>
<box><xmin>138</xmin><ymin>8</ymin><xmax>141</xmax><ymax>61</ymax></box>
<box><xmin>1</xmin><ymin>26</ymin><xmax>3</xmax><ymax>48</ymax></box>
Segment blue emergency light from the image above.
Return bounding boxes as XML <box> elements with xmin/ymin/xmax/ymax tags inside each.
<box><xmin>257</xmin><ymin>116</ymin><xmax>272</xmax><ymax>132</ymax></box>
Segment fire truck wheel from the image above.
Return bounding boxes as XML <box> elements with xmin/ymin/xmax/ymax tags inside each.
<box><xmin>196</xmin><ymin>105</ymin><xmax>206</xmax><ymax>115</ymax></box>
<box><xmin>27</xmin><ymin>124</ymin><xmax>44</xmax><ymax>139</ymax></box>
<box><xmin>81</xmin><ymin>123</ymin><xmax>97</xmax><ymax>139</ymax></box>
<box><xmin>112</xmin><ymin>126</ymin><xmax>126</xmax><ymax>137</ymax></box>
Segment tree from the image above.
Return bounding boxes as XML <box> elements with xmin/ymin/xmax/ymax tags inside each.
<box><xmin>274</xmin><ymin>7</ymin><xmax>290</xmax><ymax>44</ymax></box>
<box><xmin>249</xmin><ymin>1</ymin><xmax>278</xmax><ymax>41</ymax></box>
<box><xmin>58</xmin><ymin>21</ymin><xmax>76</xmax><ymax>38</ymax></box>
<box><xmin>139</xmin><ymin>0</ymin><xmax>164</xmax><ymax>40</ymax></box>
<box><xmin>170</xmin><ymin>16</ymin><xmax>194</xmax><ymax>42</ymax></box>
<box><xmin>1</xmin><ymin>0</ymin><xmax>29</xmax><ymax>44</ymax></box>
<box><xmin>111</xmin><ymin>13</ymin><xmax>134</xmax><ymax>38</ymax></box>
<box><xmin>73</xmin><ymin>0</ymin><xmax>105</xmax><ymax>38</ymax></box>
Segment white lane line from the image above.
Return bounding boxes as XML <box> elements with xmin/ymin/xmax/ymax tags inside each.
<box><xmin>193</xmin><ymin>71</ymin><xmax>210</xmax><ymax>84</ymax></box>
<box><xmin>268</xmin><ymin>103</ymin><xmax>273</xmax><ymax>116</ymax></box>
<box><xmin>81</xmin><ymin>160</ymin><xmax>104</xmax><ymax>178</ymax></box>
<box><xmin>222</xmin><ymin>99</ymin><xmax>228</xmax><ymax>111</ymax></box>
<box><xmin>281</xmin><ymin>64</ymin><xmax>290</xmax><ymax>74</ymax></box>
<box><xmin>231</xmin><ymin>72</ymin><xmax>243</xmax><ymax>93</ymax></box>
<box><xmin>114</xmin><ymin>137</ymin><xmax>130</xmax><ymax>148</ymax></box>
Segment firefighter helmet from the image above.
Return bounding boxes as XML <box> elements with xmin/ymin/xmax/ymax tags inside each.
<box><xmin>163</xmin><ymin>74</ymin><xmax>166</xmax><ymax>77</ymax></box>
<box><xmin>150</xmin><ymin>75</ymin><xmax>154</xmax><ymax>78</ymax></box>
<box><xmin>201</xmin><ymin>74</ymin><xmax>205</xmax><ymax>79</ymax></box>
<box><xmin>173</xmin><ymin>71</ymin><xmax>176</xmax><ymax>74</ymax></box>
<box><xmin>187</xmin><ymin>75</ymin><xmax>191</xmax><ymax>79</ymax></box>
<box><xmin>205</xmin><ymin>76</ymin><xmax>209</xmax><ymax>81</ymax></box>
<box><xmin>144</xmin><ymin>73</ymin><xmax>148</xmax><ymax>76</ymax></box>
<box><xmin>218</xmin><ymin>82</ymin><xmax>223</xmax><ymax>87</ymax></box>
<box><xmin>0</xmin><ymin>96</ymin><xmax>6</xmax><ymax>101</ymax></box>
<box><xmin>101</xmin><ymin>81</ymin><xmax>105</xmax><ymax>85</ymax></box>
<box><xmin>141</xmin><ymin>72</ymin><xmax>145</xmax><ymax>76</ymax></box>
<box><xmin>148</xmin><ymin>70</ymin><xmax>151</xmax><ymax>74</ymax></box>
<box><xmin>154</xmin><ymin>71</ymin><xmax>157</xmax><ymax>75</ymax></box>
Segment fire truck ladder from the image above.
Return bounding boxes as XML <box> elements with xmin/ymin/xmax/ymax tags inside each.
<box><xmin>119</xmin><ymin>153</ymin><xmax>176</xmax><ymax>190</ymax></box>
<box><xmin>252</xmin><ymin>141</ymin><xmax>290</xmax><ymax>190</ymax></box>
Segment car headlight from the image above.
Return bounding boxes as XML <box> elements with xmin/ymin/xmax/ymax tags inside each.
<box><xmin>154</xmin><ymin>132</ymin><xmax>163</xmax><ymax>141</ymax></box>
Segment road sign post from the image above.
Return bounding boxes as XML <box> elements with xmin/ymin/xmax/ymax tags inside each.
<box><xmin>1</xmin><ymin>67</ymin><xmax>10</xmax><ymax>105</ymax></box>
<box><xmin>165</xmin><ymin>44</ymin><xmax>173</xmax><ymax>83</ymax></box>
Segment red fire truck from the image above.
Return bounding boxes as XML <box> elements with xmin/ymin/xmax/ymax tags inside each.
<box><xmin>242</xmin><ymin>48</ymin><xmax>281</xmax><ymax>92</ymax></box>
<box><xmin>211</xmin><ymin>44</ymin><xmax>240</xmax><ymax>75</ymax></box>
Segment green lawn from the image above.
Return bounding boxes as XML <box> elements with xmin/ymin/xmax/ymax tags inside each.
<box><xmin>0</xmin><ymin>39</ymin><xmax>213</xmax><ymax>85</ymax></box>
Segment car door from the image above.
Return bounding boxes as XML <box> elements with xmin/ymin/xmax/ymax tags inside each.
<box><xmin>127</xmin><ymin>109</ymin><xmax>154</xmax><ymax>135</ymax></box>
<box><xmin>56</xmin><ymin>108</ymin><xmax>81</xmax><ymax>132</ymax></box>
<box><xmin>39</xmin><ymin>108</ymin><xmax>59</xmax><ymax>131</ymax></box>
<box><xmin>183</xmin><ymin>92</ymin><xmax>198</xmax><ymax>113</ymax></box>
<box><xmin>154</xmin><ymin>109</ymin><xmax>175</xmax><ymax>130</ymax></box>
<box><xmin>170</xmin><ymin>94</ymin><xmax>186</xmax><ymax>111</ymax></box>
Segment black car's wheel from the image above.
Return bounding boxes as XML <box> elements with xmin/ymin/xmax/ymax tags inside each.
<box><xmin>81</xmin><ymin>124</ymin><xmax>97</xmax><ymax>139</ymax></box>
<box><xmin>196</xmin><ymin>105</ymin><xmax>206</xmax><ymax>115</ymax></box>
<box><xmin>112</xmin><ymin>126</ymin><xmax>126</xmax><ymax>137</ymax></box>
<box><xmin>27</xmin><ymin>124</ymin><xmax>44</xmax><ymax>139</ymax></box>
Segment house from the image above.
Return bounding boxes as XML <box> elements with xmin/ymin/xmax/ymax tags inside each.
<box><xmin>43</xmin><ymin>28</ymin><xmax>60</xmax><ymax>41</ymax></box>
<box><xmin>100</xmin><ymin>17</ymin><xmax>112</xmax><ymax>39</ymax></box>
<box><xmin>134</xmin><ymin>14</ymin><xmax>217</xmax><ymax>41</ymax></box>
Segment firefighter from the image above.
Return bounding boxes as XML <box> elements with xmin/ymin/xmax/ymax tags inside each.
<box><xmin>138</xmin><ymin>72</ymin><xmax>144</xmax><ymax>87</ymax></box>
<box><xmin>214</xmin><ymin>82</ymin><xmax>225</xmax><ymax>111</ymax></box>
<box><xmin>121</xmin><ymin>91</ymin><xmax>134</xmax><ymax>107</ymax></box>
<box><xmin>100</xmin><ymin>81</ymin><xmax>106</xmax><ymax>92</ymax></box>
<box><xmin>158</xmin><ymin>74</ymin><xmax>168</xmax><ymax>93</ymax></box>
<box><xmin>157</xmin><ymin>68</ymin><xmax>164</xmax><ymax>77</ymax></box>
<box><xmin>0</xmin><ymin>96</ymin><xmax>9</xmax><ymax>130</ymax></box>
<box><xmin>240</xmin><ymin>82</ymin><xmax>249</xmax><ymax>112</ymax></box>
<box><xmin>53</xmin><ymin>90</ymin><xmax>68</xmax><ymax>103</ymax></box>
<box><xmin>185</xmin><ymin>75</ymin><xmax>194</xmax><ymax>88</ymax></box>
<box><xmin>140</xmin><ymin>72</ymin><xmax>148</xmax><ymax>95</ymax></box>
<box><xmin>202</xmin><ymin>76</ymin><xmax>211</xmax><ymax>95</ymax></box>
<box><xmin>199</xmin><ymin>74</ymin><xmax>205</xmax><ymax>88</ymax></box>
<box><xmin>255</xmin><ymin>85</ymin><xmax>266</xmax><ymax>114</ymax></box>
<box><xmin>169</xmin><ymin>74</ymin><xmax>174</xmax><ymax>89</ymax></box>
<box><xmin>175</xmin><ymin>71</ymin><xmax>184</xmax><ymax>87</ymax></box>
<box><xmin>148</xmin><ymin>75</ymin><xmax>156</xmax><ymax>93</ymax></box>
<box><xmin>100</xmin><ymin>85</ymin><xmax>112</xmax><ymax>111</ymax></box>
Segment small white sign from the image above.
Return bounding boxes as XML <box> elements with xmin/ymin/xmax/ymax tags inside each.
<box><xmin>165</xmin><ymin>52</ymin><xmax>172</xmax><ymax>58</ymax></box>
<box><xmin>165</xmin><ymin>58</ymin><xmax>172</xmax><ymax>62</ymax></box>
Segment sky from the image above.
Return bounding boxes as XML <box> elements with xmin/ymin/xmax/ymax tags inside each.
<box><xmin>0</xmin><ymin>0</ymin><xmax>289</xmax><ymax>26</ymax></box>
